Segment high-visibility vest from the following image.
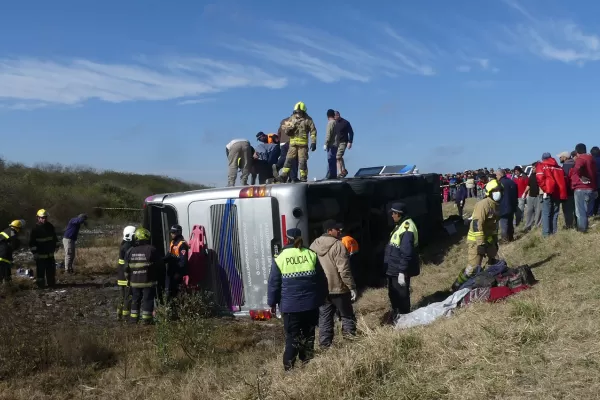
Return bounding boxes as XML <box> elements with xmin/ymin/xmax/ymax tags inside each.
<box><xmin>341</xmin><ymin>236</ymin><xmax>359</xmax><ymax>255</ymax></box>
<box><xmin>0</xmin><ymin>231</ymin><xmax>12</xmax><ymax>265</ymax></box>
<box><xmin>267</xmin><ymin>133</ymin><xmax>277</xmax><ymax>144</ymax></box>
<box><xmin>170</xmin><ymin>239</ymin><xmax>187</xmax><ymax>257</ymax></box>
<box><xmin>275</xmin><ymin>247</ymin><xmax>318</xmax><ymax>278</ymax></box>
<box><xmin>389</xmin><ymin>218</ymin><xmax>419</xmax><ymax>248</ymax></box>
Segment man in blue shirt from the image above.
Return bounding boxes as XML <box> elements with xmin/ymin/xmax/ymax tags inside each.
<box><xmin>63</xmin><ymin>213</ymin><xmax>88</xmax><ymax>273</ymax></box>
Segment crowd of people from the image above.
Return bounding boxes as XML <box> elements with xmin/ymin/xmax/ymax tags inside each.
<box><xmin>225</xmin><ymin>103</ymin><xmax>355</xmax><ymax>186</ymax></box>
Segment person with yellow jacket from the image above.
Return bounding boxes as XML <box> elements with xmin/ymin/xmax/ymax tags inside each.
<box><xmin>451</xmin><ymin>179</ymin><xmax>502</xmax><ymax>291</ymax></box>
<box><xmin>0</xmin><ymin>220</ymin><xmax>25</xmax><ymax>284</ymax></box>
<box><xmin>276</xmin><ymin>101</ymin><xmax>317</xmax><ymax>183</ymax></box>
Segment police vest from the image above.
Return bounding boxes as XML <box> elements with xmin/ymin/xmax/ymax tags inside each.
<box><xmin>341</xmin><ymin>236</ymin><xmax>359</xmax><ymax>255</ymax></box>
<box><xmin>275</xmin><ymin>247</ymin><xmax>318</xmax><ymax>278</ymax></box>
<box><xmin>170</xmin><ymin>239</ymin><xmax>187</xmax><ymax>257</ymax></box>
<box><xmin>389</xmin><ymin>218</ymin><xmax>419</xmax><ymax>248</ymax></box>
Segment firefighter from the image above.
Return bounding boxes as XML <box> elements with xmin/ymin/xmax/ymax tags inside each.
<box><xmin>163</xmin><ymin>224</ymin><xmax>189</xmax><ymax>318</ymax></box>
<box><xmin>276</xmin><ymin>102</ymin><xmax>317</xmax><ymax>183</ymax></box>
<box><xmin>0</xmin><ymin>220</ymin><xmax>25</xmax><ymax>284</ymax></box>
<box><xmin>451</xmin><ymin>179</ymin><xmax>502</xmax><ymax>291</ymax></box>
<box><xmin>125</xmin><ymin>227</ymin><xmax>161</xmax><ymax>325</ymax></box>
<box><xmin>384</xmin><ymin>203</ymin><xmax>419</xmax><ymax>320</ymax></box>
<box><xmin>116</xmin><ymin>225</ymin><xmax>136</xmax><ymax>320</ymax></box>
<box><xmin>268</xmin><ymin>228</ymin><xmax>327</xmax><ymax>371</ymax></box>
<box><xmin>29</xmin><ymin>209</ymin><xmax>59</xmax><ymax>288</ymax></box>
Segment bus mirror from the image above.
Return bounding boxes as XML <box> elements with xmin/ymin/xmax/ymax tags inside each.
<box><xmin>292</xmin><ymin>208</ymin><xmax>303</xmax><ymax>218</ymax></box>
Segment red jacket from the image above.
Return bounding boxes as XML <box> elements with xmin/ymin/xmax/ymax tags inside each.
<box><xmin>513</xmin><ymin>175</ymin><xmax>529</xmax><ymax>198</ymax></box>
<box><xmin>569</xmin><ymin>153</ymin><xmax>597</xmax><ymax>191</ymax></box>
<box><xmin>536</xmin><ymin>158</ymin><xmax>567</xmax><ymax>200</ymax></box>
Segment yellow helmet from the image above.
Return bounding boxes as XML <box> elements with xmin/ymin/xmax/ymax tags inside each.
<box><xmin>36</xmin><ymin>209</ymin><xmax>49</xmax><ymax>217</ymax></box>
<box><xmin>293</xmin><ymin>101</ymin><xmax>307</xmax><ymax>112</ymax></box>
<box><xmin>134</xmin><ymin>227</ymin><xmax>151</xmax><ymax>241</ymax></box>
<box><xmin>484</xmin><ymin>179</ymin><xmax>501</xmax><ymax>196</ymax></box>
<box><xmin>9</xmin><ymin>219</ymin><xmax>24</xmax><ymax>232</ymax></box>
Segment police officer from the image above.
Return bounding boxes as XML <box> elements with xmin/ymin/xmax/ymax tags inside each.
<box><xmin>384</xmin><ymin>203</ymin><xmax>419</xmax><ymax>321</ymax></box>
<box><xmin>116</xmin><ymin>225</ymin><xmax>136</xmax><ymax>319</ymax></box>
<box><xmin>0</xmin><ymin>220</ymin><xmax>24</xmax><ymax>284</ymax></box>
<box><xmin>276</xmin><ymin>102</ymin><xmax>317</xmax><ymax>183</ymax></box>
<box><xmin>29</xmin><ymin>209</ymin><xmax>59</xmax><ymax>288</ymax></box>
<box><xmin>125</xmin><ymin>227</ymin><xmax>160</xmax><ymax>324</ymax></box>
<box><xmin>268</xmin><ymin>228</ymin><xmax>327</xmax><ymax>371</ymax></box>
<box><xmin>163</xmin><ymin>224</ymin><xmax>189</xmax><ymax>317</ymax></box>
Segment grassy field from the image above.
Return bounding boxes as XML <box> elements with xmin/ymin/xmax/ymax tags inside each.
<box><xmin>3</xmin><ymin>198</ymin><xmax>600</xmax><ymax>399</ymax></box>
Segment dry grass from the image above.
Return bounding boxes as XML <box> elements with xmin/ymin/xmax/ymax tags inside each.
<box><xmin>4</xmin><ymin>198</ymin><xmax>600</xmax><ymax>399</ymax></box>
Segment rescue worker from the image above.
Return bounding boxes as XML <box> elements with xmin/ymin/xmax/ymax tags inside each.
<box><xmin>451</xmin><ymin>179</ymin><xmax>502</xmax><ymax>291</ymax></box>
<box><xmin>125</xmin><ymin>227</ymin><xmax>161</xmax><ymax>325</ymax></box>
<box><xmin>268</xmin><ymin>228</ymin><xmax>327</xmax><ymax>371</ymax></box>
<box><xmin>29</xmin><ymin>209</ymin><xmax>59</xmax><ymax>288</ymax></box>
<box><xmin>63</xmin><ymin>213</ymin><xmax>88</xmax><ymax>273</ymax></box>
<box><xmin>116</xmin><ymin>225</ymin><xmax>136</xmax><ymax>320</ymax></box>
<box><xmin>226</xmin><ymin>138</ymin><xmax>252</xmax><ymax>187</ymax></box>
<box><xmin>340</xmin><ymin>228</ymin><xmax>360</xmax><ymax>285</ymax></box>
<box><xmin>0</xmin><ymin>220</ymin><xmax>24</xmax><ymax>284</ymax></box>
<box><xmin>324</xmin><ymin>109</ymin><xmax>338</xmax><ymax>180</ymax></box>
<box><xmin>384</xmin><ymin>203</ymin><xmax>419</xmax><ymax>320</ymax></box>
<box><xmin>254</xmin><ymin>132</ymin><xmax>281</xmax><ymax>184</ymax></box>
<box><xmin>310</xmin><ymin>220</ymin><xmax>357</xmax><ymax>348</ymax></box>
<box><xmin>276</xmin><ymin>102</ymin><xmax>317</xmax><ymax>183</ymax></box>
<box><xmin>163</xmin><ymin>224</ymin><xmax>189</xmax><ymax>318</ymax></box>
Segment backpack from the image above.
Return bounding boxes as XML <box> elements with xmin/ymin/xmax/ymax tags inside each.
<box><xmin>495</xmin><ymin>265</ymin><xmax>537</xmax><ymax>289</ymax></box>
<box><xmin>279</xmin><ymin>114</ymin><xmax>301</xmax><ymax>138</ymax></box>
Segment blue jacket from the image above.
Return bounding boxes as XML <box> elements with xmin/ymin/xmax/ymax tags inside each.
<box><xmin>384</xmin><ymin>218</ymin><xmax>419</xmax><ymax>277</ymax></box>
<box><xmin>254</xmin><ymin>142</ymin><xmax>281</xmax><ymax>165</ymax></box>
<box><xmin>498</xmin><ymin>177</ymin><xmax>518</xmax><ymax>217</ymax></box>
<box><xmin>63</xmin><ymin>216</ymin><xmax>86</xmax><ymax>240</ymax></box>
<box><xmin>455</xmin><ymin>185</ymin><xmax>468</xmax><ymax>204</ymax></box>
<box><xmin>267</xmin><ymin>245</ymin><xmax>327</xmax><ymax>313</ymax></box>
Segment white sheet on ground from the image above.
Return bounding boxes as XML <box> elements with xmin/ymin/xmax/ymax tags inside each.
<box><xmin>394</xmin><ymin>288</ymin><xmax>471</xmax><ymax>330</ymax></box>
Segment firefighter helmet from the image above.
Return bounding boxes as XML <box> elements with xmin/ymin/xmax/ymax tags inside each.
<box><xmin>36</xmin><ymin>209</ymin><xmax>49</xmax><ymax>217</ymax></box>
<box><xmin>9</xmin><ymin>220</ymin><xmax>24</xmax><ymax>232</ymax></box>
<box><xmin>123</xmin><ymin>226</ymin><xmax>136</xmax><ymax>241</ymax></box>
<box><xmin>134</xmin><ymin>227</ymin><xmax>151</xmax><ymax>241</ymax></box>
<box><xmin>484</xmin><ymin>179</ymin><xmax>502</xmax><ymax>196</ymax></box>
<box><xmin>293</xmin><ymin>101</ymin><xmax>307</xmax><ymax>112</ymax></box>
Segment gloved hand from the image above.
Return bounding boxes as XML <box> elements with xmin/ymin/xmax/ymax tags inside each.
<box><xmin>310</xmin><ymin>143</ymin><xmax>316</xmax><ymax>152</ymax></box>
<box><xmin>476</xmin><ymin>245</ymin><xmax>487</xmax><ymax>256</ymax></box>
<box><xmin>397</xmin><ymin>273</ymin><xmax>406</xmax><ymax>287</ymax></box>
<box><xmin>270</xmin><ymin>304</ymin><xmax>277</xmax><ymax>314</ymax></box>
<box><xmin>323</xmin><ymin>145</ymin><xmax>327</xmax><ymax>151</ymax></box>
<box><xmin>350</xmin><ymin>289</ymin><xmax>357</xmax><ymax>302</ymax></box>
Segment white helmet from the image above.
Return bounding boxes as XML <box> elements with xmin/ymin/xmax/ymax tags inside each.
<box><xmin>123</xmin><ymin>226</ymin><xmax>136</xmax><ymax>241</ymax></box>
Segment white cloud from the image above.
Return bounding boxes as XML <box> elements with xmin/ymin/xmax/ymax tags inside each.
<box><xmin>382</xmin><ymin>25</ymin><xmax>437</xmax><ymax>75</ymax></box>
<box><xmin>476</xmin><ymin>58</ymin><xmax>490</xmax><ymax>69</ymax></box>
<box><xmin>457</xmin><ymin>65</ymin><xmax>471</xmax><ymax>72</ymax></box>
<box><xmin>501</xmin><ymin>0</ymin><xmax>600</xmax><ymax>65</ymax></box>
<box><xmin>177</xmin><ymin>98</ymin><xmax>215</xmax><ymax>105</ymax></box>
<box><xmin>0</xmin><ymin>57</ymin><xmax>287</xmax><ymax>108</ymax></box>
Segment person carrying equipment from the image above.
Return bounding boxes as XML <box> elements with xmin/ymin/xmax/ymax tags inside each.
<box><xmin>276</xmin><ymin>102</ymin><xmax>317</xmax><ymax>183</ymax></box>
<box><xmin>0</xmin><ymin>220</ymin><xmax>24</xmax><ymax>284</ymax></box>
<box><xmin>29</xmin><ymin>209</ymin><xmax>59</xmax><ymax>288</ymax></box>
<box><xmin>451</xmin><ymin>179</ymin><xmax>502</xmax><ymax>291</ymax></box>
<box><xmin>125</xmin><ymin>227</ymin><xmax>161</xmax><ymax>325</ymax></box>
<box><xmin>116</xmin><ymin>225</ymin><xmax>136</xmax><ymax>320</ymax></box>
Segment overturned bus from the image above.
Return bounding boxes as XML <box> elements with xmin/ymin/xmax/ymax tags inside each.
<box><xmin>143</xmin><ymin>166</ymin><xmax>442</xmax><ymax>319</ymax></box>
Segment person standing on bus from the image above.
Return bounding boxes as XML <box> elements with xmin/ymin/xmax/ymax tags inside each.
<box><xmin>268</xmin><ymin>228</ymin><xmax>327</xmax><ymax>371</ymax></box>
<box><xmin>324</xmin><ymin>109</ymin><xmax>338</xmax><ymax>180</ymax></box>
<box><xmin>333</xmin><ymin>111</ymin><xmax>354</xmax><ymax>178</ymax></box>
<box><xmin>276</xmin><ymin>102</ymin><xmax>317</xmax><ymax>183</ymax></box>
<box><xmin>254</xmin><ymin>132</ymin><xmax>281</xmax><ymax>184</ymax></box>
<box><xmin>226</xmin><ymin>138</ymin><xmax>252</xmax><ymax>187</ymax></box>
<box><xmin>310</xmin><ymin>220</ymin><xmax>357</xmax><ymax>348</ymax></box>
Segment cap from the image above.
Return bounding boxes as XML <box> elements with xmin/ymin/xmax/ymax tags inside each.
<box><xmin>256</xmin><ymin>131</ymin><xmax>265</xmax><ymax>138</ymax></box>
<box><xmin>541</xmin><ymin>152</ymin><xmax>552</xmax><ymax>160</ymax></box>
<box><xmin>556</xmin><ymin>151</ymin><xmax>570</xmax><ymax>160</ymax></box>
<box><xmin>286</xmin><ymin>228</ymin><xmax>302</xmax><ymax>239</ymax></box>
<box><xmin>322</xmin><ymin>219</ymin><xmax>343</xmax><ymax>231</ymax></box>
<box><xmin>390</xmin><ymin>202</ymin><xmax>407</xmax><ymax>214</ymax></box>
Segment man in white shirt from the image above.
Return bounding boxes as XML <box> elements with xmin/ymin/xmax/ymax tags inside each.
<box><xmin>225</xmin><ymin>139</ymin><xmax>252</xmax><ymax>187</ymax></box>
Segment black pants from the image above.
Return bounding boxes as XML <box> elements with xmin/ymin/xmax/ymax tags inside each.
<box><xmin>253</xmin><ymin>160</ymin><xmax>273</xmax><ymax>184</ymax></box>
<box><xmin>457</xmin><ymin>204</ymin><xmax>464</xmax><ymax>218</ymax></box>
<box><xmin>282</xmin><ymin>309</ymin><xmax>318</xmax><ymax>370</ymax></box>
<box><xmin>117</xmin><ymin>285</ymin><xmax>132</xmax><ymax>318</ymax></box>
<box><xmin>0</xmin><ymin>262</ymin><xmax>11</xmax><ymax>283</ymax></box>
<box><xmin>36</xmin><ymin>257</ymin><xmax>56</xmax><ymax>288</ymax></box>
<box><xmin>387</xmin><ymin>275</ymin><xmax>411</xmax><ymax>316</ymax></box>
<box><xmin>318</xmin><ymin>292</ymin><xmax>356</xmax><ymax>347</ymax></box>
<box><xmin>130</xmin><ymin>287</ymin><xmax>156</xmax><ymax>324</ymax></box>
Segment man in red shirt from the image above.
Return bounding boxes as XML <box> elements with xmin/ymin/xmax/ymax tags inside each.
<box><xmin>569</xmin><ymin>143</ymin><xmax>598</xmax><ymax>232</ymax></box>
<box><xmin>536</xmin><ymin>153</ymin><xmax>567</xmax><ymax>237</ymax></box>
<box><xmin>512</xmin><ymin>166</ymin><xmax>529</xmax><ymax>226</ymax></box>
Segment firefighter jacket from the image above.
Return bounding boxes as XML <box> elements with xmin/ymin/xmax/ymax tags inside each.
<box><xmin>125</xmin><ymin>243</ymin><xmax>160</xmax><ymax>288</ymax></box>
<box><xmin>166</xmin><ymin>236</ymin><xmax>189</xmax><ymax>278</ymax></box>
<box><xmin>267</xmin><ymin>245</ymin><xmax>327</xmax><ymax>313</ymax></box>
<box><xmin>278</xmin><ymin>112</ymin><xmax>317</xmax><ymax>147</ymax></box>
<box><xmin>0</xmin><ymin>228</ymin><xmax>20</xmax><ymax>266</ymax></box>
<box><xmin>468</xmin><ymin>197</ymin><xmax>499</xmax><ymax>245</ymax></box>
<box><xmin>384</xmin><ymin>218</ymin><xmax>420</xmax><ymax>277</ymax></box>
<box><xmin>29</xmin><ymin>222</ymin><xmax>59</xmax><ymax>260</ymax></box>
<box><xmin>117</xmin><ymin>240</ymin><xmax>134</xmax><ymax>286</ymax></box>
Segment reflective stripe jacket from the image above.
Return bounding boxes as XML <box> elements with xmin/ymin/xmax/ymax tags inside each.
<box><xmin>267</xmin><ymin>245</ymin><xmax>327</xmax><ymax>313</ymax></box>
<box><xmin>117</xmin><ymin>240</ymin><xmax>134</xmax><ymax>286</ymax></box>
<box><xmin>29</xmin><ymin>222</ymin><xmax>58</xmax><ymax>259</ymax></box>
<box><xmin>468</xmin><ymin>197</ymin><xmax>499</xmax><ymax>245</ymax></box>
<box><xmin>278</xmin><ymin>113</ymin><xmax>317</xmax><ymax>147</ymax></box>
<box><xmin>384</xmin><ymin>218</ymin><xmax>420</xmax><ymax>277</ymax></box>
<box><xmin>0</xmin><ymin>228</ymin><xmax>20</xmax><ymax>265</ymax></box>
<box><xmin>166</xmin><ymin>237</ymin><xmax>189</xmax><ymax>277</ymax></box>
<box><xmin>125</xmin><ymin>243</ymin><xmax>160</xmax><ymax>288</ymax></box>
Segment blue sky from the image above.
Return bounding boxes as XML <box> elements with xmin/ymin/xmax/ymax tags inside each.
<box><xmin>2</xmin><ymin>0</ymin><xmax>600</xmax><ymax>186</ymax></box>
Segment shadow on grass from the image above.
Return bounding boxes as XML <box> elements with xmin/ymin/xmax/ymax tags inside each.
<box><xmin>529</xmin><ymin>253</ymin><xmax>559</xmax><ymax>269</ymax></box>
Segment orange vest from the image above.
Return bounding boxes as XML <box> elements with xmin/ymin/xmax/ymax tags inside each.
<box><xmin>170</xmin><ymin>239</ymin><xmax>187</xmax><ymax>257</ymax></box>
<box><xmin>267</xmin><ymin>133</ymin><xmax>277</xmax><ymax>144</ymax></box>
<box><xmin>341</xmin><ymin>236</ymin><xmax>359</xmax><ymax>255</ymax></box>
